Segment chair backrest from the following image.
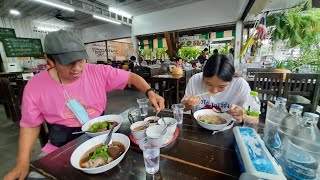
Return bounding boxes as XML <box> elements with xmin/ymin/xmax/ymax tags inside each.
<box><xmin>247</xmin><ymin>68</ymin><xmax>274</xmax><ymax>77</ymax></box>
<box><xmin>283</xmin><ymin>73</ymin><xmax>320</xmax><ymax>112</ymax></box>
<box><xmin>253</xmin><ymin>72</ymin><xmax>284</xmax><ymax>118</ymax></box>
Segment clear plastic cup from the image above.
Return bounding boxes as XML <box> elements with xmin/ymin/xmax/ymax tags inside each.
<box><xmin>172</xmin><ymin>104</ymin><xmax>185</xmax><ymax>124</ymax></box>
<box><xmin>137</xmin><ymin>98</ymin><xmax>149</xmax><ymax>117</ymax></box>
<box><xmin>128</xmin><ymin>108</ymin><xmax>141</xmax><ymax>124</ymax></box>
<box><xmin>139</xmin><ymin>137</ymin><xmax>160</xmax><ymax>174</ymax></box>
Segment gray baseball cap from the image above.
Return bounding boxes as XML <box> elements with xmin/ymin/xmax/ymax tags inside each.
<box><xmin>44</xmin><ymin>30</ymin><xmax>89</xmax><ymax>65</ymax></box>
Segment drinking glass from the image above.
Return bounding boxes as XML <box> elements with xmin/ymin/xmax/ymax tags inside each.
<box><xmin>139</xmin><ymin>137</ymin><xmax>160</xmax><ymax>174</ymax></box>
<box><xmin>137</xmin><ymin>98</ymin><xmax>149</xmax><ymax>117</ymax></box>
<box><xmin>172</xmin><ymin>104</ymin><xmax>185</xmax><ymax>124</ymax></box>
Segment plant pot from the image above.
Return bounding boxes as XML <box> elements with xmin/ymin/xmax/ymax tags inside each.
<box><xmin>273</xmin><ymin>68</ymin><xmax>291</xmax><ymax>80</ymax></box>
<box><xmin>171</xmin><ymin>67</ymin><xmax>183</xmax><ymax>75</ymax></box>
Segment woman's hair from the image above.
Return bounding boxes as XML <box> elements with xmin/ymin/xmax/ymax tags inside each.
<box><xmin>203</xmin><ymin>54</ymin><xmax>235</xmax><ymax>82</ymax></box>
<box><xmin>174</xmin><ymin>57</ymin><xmax>182</xmax><ymax>62</ymax></box>
<box><xmin>130</xmin><ymin>56</ymin><xmax>136</xmax><ymax>61</ymax></box>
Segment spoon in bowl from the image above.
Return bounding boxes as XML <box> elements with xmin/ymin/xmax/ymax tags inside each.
<box><xmin>103</xmin><ymin>125</ymin><xmax>115</xmax><ymax>146</ymax></box>
<box><xmin>161</xmin><ymin>122</ymin><xmax>172</xmax><ymax>135</ymax></box>
<box><xmin>212</xmin><ymin>107</ymin><xmax>228</xmax><ymax>114</ymax></box>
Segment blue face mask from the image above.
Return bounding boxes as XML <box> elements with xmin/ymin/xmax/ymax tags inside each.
<box><xmin>64</xmin><ymin>90</ymin><xmax>90</xmax><ymax>125</ymax></box>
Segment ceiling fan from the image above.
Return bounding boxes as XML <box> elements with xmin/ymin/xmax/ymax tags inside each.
<box><xmin>54</xmin><ymin>10</ymin><xmax>77</xmax><ymax>22</ymax></box>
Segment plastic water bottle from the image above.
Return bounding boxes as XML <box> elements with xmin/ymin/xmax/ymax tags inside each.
<box><xmin>243</xmin><ymin>91</ymin><xmax>261</xmax><ymax>129</ymax></box>
<box><xmin>263</xmin><ymin>97</ymin><xmax>288</xmax><ymax>155</ymax></box>
<box><xmin>283</xmin><ymin>112</ymin><xmax>320</xmax><ymax>180</ymax></box>
<box><xmin>275</xmin><ymin>104</ymin><xmax>304</xmax><ymax>163</ymax></box>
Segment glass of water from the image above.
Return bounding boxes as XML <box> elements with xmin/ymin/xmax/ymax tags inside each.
<box><xmin>172</xmin><ymin>104</ymin><xmax>185</xmax><ymax>124</ymax></box>
<box><xmin>139</xmin><ymin>137</ymin><xmax>160</xmax><ymax>174</ymax></box>
<box><xmin>137</xmin><ymin>98</ymin><xmax>149</xmax><ymax>117</ymax></box>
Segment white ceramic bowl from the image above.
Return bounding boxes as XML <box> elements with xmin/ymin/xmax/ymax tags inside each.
<box><xmin>193</xmin><ymin>109</ymin><xmax>233</xmax><ymax>131</ymax></box>
<box><xmin>130</xmin><ymin>121</ymin><xmax>150</xmax><ymax>141</ymax></box>
<box><xmin>146</xmin><ymin>125</ymin><xmax>167</xmax><ymax>147</ymax></box>
<box><xmin>82</xmin><ymin>115</ymin><xmax>123</xmax><ymax>137</ymax></box>
<box><xmin>158</xmin><ymin>117</ymin><xmax>177</xmax><ymax>135</ymax></box>
<box><xmin>70</xmin><ymin>133</ymin><xmax>130</xmax><ymax>174</ymax></box>
<box><xmin>144</xmin><ymin>116</ymin><xmax>160</xmax><ymax>126</ymax></box>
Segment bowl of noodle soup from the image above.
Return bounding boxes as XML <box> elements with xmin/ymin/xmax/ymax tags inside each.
<box><xmin>193</xmin><ymin>109</ymin><xmax>234</xmax><ymax>131</ymax></box>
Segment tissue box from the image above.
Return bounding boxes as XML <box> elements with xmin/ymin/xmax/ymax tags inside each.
<box><xmin>233</xmin><ymin>127</ymin><xmax>286</xmax><ymax>179</ymax></box>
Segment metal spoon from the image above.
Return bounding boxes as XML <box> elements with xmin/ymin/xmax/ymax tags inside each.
<box><xmin>212</xmin><ymin>107</ymin><xmax>228</xmax><ymax>114</ymax></box>
<box><xmin>72</xmin><ymin>130</ymin><xmax>90</xmax><ymax>135</ymax></box>
<box><xmin>212</xmin><ymin>120</ymin><xmax>235</xmax><ymax>135</ymax></box>
<box><xmin>161</xmin><ymin>122</ymin><xmax>171</xmax><ymax>135</ymax></box>
<box><xmin>160</xmin><ymin>116</ymin><xmax>167</xmax><ymax>126</ymax></box>
<box><xmin>103</xmin><ymin>125</ymin><xmax>115</xmax><ymax>146</ymax></box>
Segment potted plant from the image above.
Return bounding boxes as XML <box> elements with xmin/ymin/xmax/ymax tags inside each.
<box><xmin>267</xmin><ymin>0</ymin><xmax>320</xmax><ymax>73</ymax></box>
<box><xmin>273</xmin><ymin>60</ymin><xmax>291</xmax><ymax>79</ymax></box>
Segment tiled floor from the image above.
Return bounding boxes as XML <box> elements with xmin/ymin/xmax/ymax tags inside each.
<box><xmin>0</xmin><ymin>89</ymin><xmax>145</xmax><ymax>178</ymax></box>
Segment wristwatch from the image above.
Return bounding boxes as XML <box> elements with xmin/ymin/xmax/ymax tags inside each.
<box><xmin>145</xmin><ymin>88</ymin><xmax>155</xmax><ymax>97</ymax></box>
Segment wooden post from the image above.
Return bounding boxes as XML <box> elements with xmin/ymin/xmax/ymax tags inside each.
<box><xmin>164</xmin><ymin>32</ymin><xmax>180</xmax><ymax>61</ymax></box>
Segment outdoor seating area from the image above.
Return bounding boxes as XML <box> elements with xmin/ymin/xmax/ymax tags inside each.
<box><xmin>0</xmin><ymin>0</ymin><xmax>320</xmax><ymax>179</ymax></box>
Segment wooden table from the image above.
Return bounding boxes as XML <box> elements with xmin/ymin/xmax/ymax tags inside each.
<box><xmin>30</xmin><ymin>109</ymin><xmax>241</xmax><ymax>179</ymax></box>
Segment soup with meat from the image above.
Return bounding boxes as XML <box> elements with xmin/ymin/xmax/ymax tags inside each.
<box><xmin>133</xmin><ymin>125</ymin><xmax>148</xmax><ymax>131</ymax></box>
<box><xmin>197</xmin><ymin>114</ymin><xmax>227</xmax><ymax>125</ymax></box>
<box><xmin>147</xmin><ymin>118</ymin><xmax>158</xmax><ymax>123</ymax></box>
<box><xmin>89</xmin><ymin>121</ymin><xmax>118</xmax><ymax>133</ymax></box>
<box><xmin>80</xmin><ymin>141</ymin><xmax>125</xmax><ymax>168</ymax></box>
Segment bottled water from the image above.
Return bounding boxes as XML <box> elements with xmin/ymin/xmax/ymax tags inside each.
<box><xmin>263</xmin><ymin>97</ymin><xmax>288</xmax><ymax>155</ymax></box>
<box><xmin>283</xmin><ymin>112</ymin><xmax>320</xmax><ymax>180</ymax></box>
<box><xmin>275</xmin><ymin>104</ymin><xmax>303</xmax><ymax>163</ymax></box>
<box><xmin>243</xmin><ymin>91</ymin><xmax>261</xmax><ymax>129</ymax></box>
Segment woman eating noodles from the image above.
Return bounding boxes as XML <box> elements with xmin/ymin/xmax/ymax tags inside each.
<box><xmin>182</xmin><ymin>54</ymin><xmax>257</xmax><ymax>124</ymax></box>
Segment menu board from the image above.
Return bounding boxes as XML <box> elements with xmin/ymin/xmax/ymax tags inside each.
<box><xmin>179</xmin><ymin>35</ymin><xmax>208</xmax><ymax>47</ymax></box>
<box><xmin>107</xmin><ymin>41</ymin><xmax>133</xmax><ymax>61</ymax></box>
<box><xmin>0</xmin><ymin>28</ymin><xmax>16</xmax><ymax>41</ymax></box>
<box><xmin>3</xmin><ymin>38</ymin><xmax>44</xmax><ymax>57</ymax></box>
<box><xmin>85</xmin><ymin>41</ymin><xmax>107</xmax><ymax>63</ymax></box>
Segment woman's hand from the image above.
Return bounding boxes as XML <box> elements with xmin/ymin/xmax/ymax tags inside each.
<box><xmin>228</xmin><ymin>104</ymin><xmax>244</xmax><ymax>123</ymax></box>
<box><xmin>182</xmin><ymin>95</ymin><xmax>201</xmax><ymax>111</ymax></box>
<box><xmin>4</xmin><ymin>161</ymin><xmax>29</xmax><ymax>180</ymax></box>
<box><xmin>147</xmin><ymin>91</ymin><xmax>165</xmax><ymax>113</ymax></box>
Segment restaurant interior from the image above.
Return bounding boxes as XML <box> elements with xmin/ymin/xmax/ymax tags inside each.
<box><xmin>0</xmin><ymin>0</ymin><xmax>320</xmax><ymax>179</ymax></box>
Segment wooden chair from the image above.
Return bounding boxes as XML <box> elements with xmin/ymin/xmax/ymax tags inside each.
<box><xmin>253</xmin><ymin>73</ymin><xmax>284</xmax><ymax>120</ymax></box>
<box><xmin>150</xmin><ymin>77</ymin><xmax>175</xmax><ymax>108</ymax></box>
<box><xmin>0</xmin><ymin>78</ymin><xmax>21</xmax><ymax>122</ymax></box>
<box><xmin>0</xmin><ymin>77</ymin><xmax>51</xmax><ymax>147</ymax></box>
<box><xmin>283</xmin><ymin>73</ymin><xmax>320</xmax><ymax>113</ymax></box>
<box><xmin>247</xmin><ymin>68</ymin><xmax>274</xmax><ymax>77</ymax></box>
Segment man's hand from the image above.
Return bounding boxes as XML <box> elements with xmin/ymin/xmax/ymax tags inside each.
<box><xmin>147</xmin><ymin>91</ymin><xmax>165</xmax><ymax>113</ymax></box>
<box><xmin>4</xmin><ymin>161</ymin><xmax>29</xmax><ymax>180</ymax></box>
<box><xmin>228</xmin><ymin>104</ymin><xmax>244</xmax><ymax>123</ymax></box>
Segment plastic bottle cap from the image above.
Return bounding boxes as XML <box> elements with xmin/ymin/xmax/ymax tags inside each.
<box><xmin>276</xmin><ymin>97</ymin><xmax>287</xmax><ymax>102</ymax></box>
<box><xmin>250</xmin><ymin>91</ymin><xmax>258</xmax><ymax>96</ymax></box>
<box><xmin>304</xmin><ymin>112</ymin><xmax>320</xmax><ymax>119</ymax></box>
<box><xmin>290</xmin><ymin>104</ymin><xmax>303</xmax><ymax>109</ymax></box>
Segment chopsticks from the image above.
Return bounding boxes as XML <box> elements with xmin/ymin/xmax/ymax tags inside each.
<box><xmin>195</xmin><ymin>92</ymin><xmax>211</xmax><ymax>97</ymax></box>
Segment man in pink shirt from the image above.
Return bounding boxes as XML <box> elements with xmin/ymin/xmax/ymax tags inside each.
<box><xmin>4</xmin><ymin>30</ymin><xmax>165</xmax><ymax>180</ymax></box>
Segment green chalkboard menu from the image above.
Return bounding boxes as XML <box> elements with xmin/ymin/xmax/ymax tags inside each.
<box><xmin>0</xmin><ymin>28</ymin><xmax>16</xmax><ymax>41</ymax></box>
<box><xmin>3</xmin><ymin>38</ymin><xmax>44</xmax><ymax>57</ymax></box>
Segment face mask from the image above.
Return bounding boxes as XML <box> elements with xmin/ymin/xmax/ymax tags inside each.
<box><xmin>64</xmin><ymin>90</ymin><xmax>90</xmax><ymax>125</ymax></box>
